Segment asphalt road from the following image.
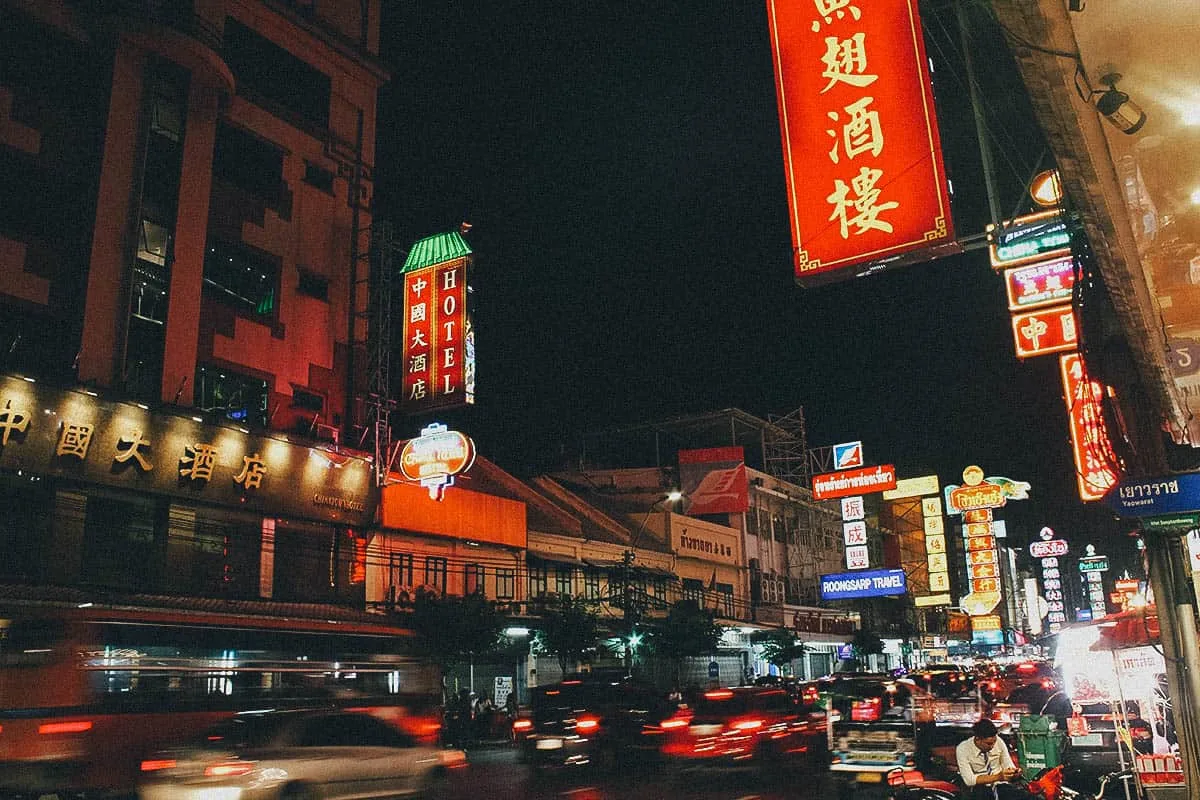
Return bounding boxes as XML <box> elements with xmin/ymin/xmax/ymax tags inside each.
<box><xmin>442</xmin><ymin>745</ymin><xmax>839</xmax><ymax>800</ymax></box>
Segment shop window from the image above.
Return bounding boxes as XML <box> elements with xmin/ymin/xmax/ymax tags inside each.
<box><xmin>173</xmin><ymin>507</ymin><xmax>260</xmax><ymax>599</ymax></box>
<box><xmin>223</xmin><ymin>18</ymin><xmax>331</xmax><ymax>131</ymax></box>
<box><xmin>194</xmin><ymin>365</ymin><xmax>269</xmax><ymax>427</ymax></box>
<box><xmin>424</xmin><ymin>556</ymin><xmax>447</xmax><ymax>593</ymax></box>
<box><xmin>555</xmin><ymin>567</ymin><xmax>573</xmax><ymax>597</ymax></box>
<box><xmin>583</xmin><ymin>569</ymin><xmax>601</xmax><ymax>601</ymax></box>
<box><xmin>496</xmin><ymin>568</ymin><xmax>515</xmax><ymax>600</ymax></box>
<box><xmin>464</xmin><ymin>563</ymin><xmax>484</xmax><ymax>596</ymax></box>
<box><xmin>81</xmin><ymin>492</ymin><xmax>163</xmax><ymax>591</ymax></box>
<box><xmin>290</xmin><ymin>386</ymin><xmax>324</xmax><ymax>413</ymax></box>
<box><xmin>528</xmin><ymin>565</ymin><xmax>547</xmax><ymax>599</ymax></box>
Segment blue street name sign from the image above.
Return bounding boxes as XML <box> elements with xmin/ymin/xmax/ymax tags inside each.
<box><xmin>820</xmin><ymin>568</ymin><xmax>907</xmax><ymax>600</ymax></box>
<box><xmin>1108</xmin><ymin>473</ymin><xmax>1200</xmax><ymax>517</ymax></box>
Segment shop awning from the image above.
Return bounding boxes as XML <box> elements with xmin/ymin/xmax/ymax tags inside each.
<box><xmin>1092</xmin><ymin>606</ymin><xmax>1160</xmax><ymax>651</ymax></box>
<box><xmin>527</xmin><ymin>549</ymin><xmax>585</xmax><ymax>567</ymax></box>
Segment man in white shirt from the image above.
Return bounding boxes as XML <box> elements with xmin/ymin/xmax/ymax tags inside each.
<box><xmin>955</xmin><ymin>718</ymin><xmax>1024</xmax><ymax>799</ymax></box>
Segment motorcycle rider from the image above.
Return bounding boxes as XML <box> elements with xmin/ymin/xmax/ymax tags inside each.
<box><xmin>956</xmin><ymin>718</ymin><xmax>1025</xmax><ymax>799</ymax></box>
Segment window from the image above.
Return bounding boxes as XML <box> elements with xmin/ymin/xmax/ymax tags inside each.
<box><xmin>464</xmin><ymin>564</ymin><xmax>484</xmax><ymax>596</ymax></box>
<box><xmin>555</xmin><ymin>567</ymin><xmax>573</xmax><ymax>596</ymax></box>
<box><xmin>203</xmin><ymin>238</ymin><xmax>280</xmax><ymax>317</ymax></box>
<box><xmin>213</xmin><ymin>122</ymin><xmax>285</xmax><ymax>208</ymax></box>
<box><xmin>424</xmin><ymin>557</ymin><xmax>447</xmax><ymax>593</ymax></box>
<box><xmin>297</xmin><ymin>268</ymin><xmax>329</xmax><ymax>301</ymax></box>
<box><xmin>715</xmin><ymin>583</ymin><xmax>735</xmax><ymax>618</ymax></box>
<box><xmin>194</xmin><ymin>365</ymin><xmax>269</xmax><ymax>428</ymax></box>
<box><xmin>303</xmin><ymin>161</ymin><xmax>335</xmax><ymax>194</ymax></box>
<box><xmin>81</xmin><ymin>492</ymin><xmax>162</xmax><ymax>591</ymax></box>
<box><xmin>390</xmin><ymin>552</ymin><xmax>413</xmax><ymax>587</ymax></box>
<box><xmin>528</xmin><ymin>565</ymin><xmax>547</xmax><ymax>598</ymax></box>
<box><xmin>649</xmin><ymin>577</ymin><xmax>667</xmax><ymax>608</ymax></box>
<box><xmin>583</xmin><ymin>569</ymin><xmax>601</xmax><ymax>601</ymax></box>
<box><xmin>746</xmin><ymin>507</ymin><xmax>760</xmax><ymax>537</ymax></box>
<box><xmin>683</xmin><ymin>578</ymin><xmax>703</xmax><ymax>605</ymax></box>
<box><xmin>223</xmin><ymin>18</ymin><xmax>331</xmax><ymax>131</ymax></box>
<box><xmin>290</xmin><ymin>386</ymin><xmax>324</xmax><ymax>413</ymax></box>
<box><xmin>496</xmin><ymin>568</ymin><xmax>515</xmax><ymax>600</ymax></box>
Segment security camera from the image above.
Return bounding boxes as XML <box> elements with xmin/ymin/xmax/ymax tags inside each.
<box><xmin>1095</xmin><ymin>74</ymin><xmax>1146</xmax><ymax>135</ymax></box>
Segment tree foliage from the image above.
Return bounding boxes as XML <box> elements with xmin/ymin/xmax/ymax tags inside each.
<box><xmin>535</xmin><ymin>594</ymin><xmax>601</xmax><ymax>675</ymax></box>
<box><xmin>408</xmin><ymin>591</ymin><xmax>504</xmax><ymax>674</ymax></box>
<box><xmin>852</xmin><ymin>629</ymin><xmax>884</xmax><ymax>657</ymax></box>
<box><xmin>648</xmin><ymin>600</ymin><xmax>724</xmax><ymax>684</ymax></box>
<box><xmin>750</xmin><ymin>629</ymin><xmax>808</xmax><ymax>669</ymax></box>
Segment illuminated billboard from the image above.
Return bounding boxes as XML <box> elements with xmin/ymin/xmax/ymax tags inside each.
<box><xmin>400</xmin><ymin>232</ymin><xmax>475</xmax><ymax>413</ymax></box>
<box><xmin>1060</xmin><ymin>354</ymin><xmax>1121</xmax><ymax>501</ymax></box>
<box><xmin>1011</xmin><ymin>304</ymin><xmax>1079</xmax><ymax>359</ymax></box>
<box><xmin>765</xmin><ymin>0</ymin><xmax>958</xmax><ymax>286</ymax></box>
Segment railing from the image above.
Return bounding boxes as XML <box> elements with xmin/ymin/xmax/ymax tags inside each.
<box><xmin>96</xmin><ymin>1</ymin><xmax>223</xmax><ymax>51</ymax></box>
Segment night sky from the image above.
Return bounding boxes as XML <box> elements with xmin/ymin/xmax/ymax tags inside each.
<box><xmin>373</xmin><ymin>3</ymin><xmax>1137</xmax><ymax>572</ymax></box>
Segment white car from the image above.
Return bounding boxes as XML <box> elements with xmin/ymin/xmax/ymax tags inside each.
<box><xmin>138</xmin><ymin>708</ymin><xmax>466</xmax><ymax>800</ymax></box>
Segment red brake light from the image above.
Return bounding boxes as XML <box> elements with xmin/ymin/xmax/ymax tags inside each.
<box><xmin>512</xmin><ymin>719</ymin><xmax>533</xmax><ymax>732</ymax></box>
<box><xmin>562</xmin><ymin>680</ymin><xmax>582</xmax><ymax>685</ymax></box>
<box><xmin>989</xmin><ymin>681</ymin><xmax>999</xmax><ymax>690</ymax></box>
<box><xmin>38</xmin><ymin>721</ymin><xmax>93</xmax><ymax>735</ymax></box>
<box><xmin>140</xmin><ymin>759</ymin><xmax>177</xmax><ymax>772</ymax></box>
<box><xmin>704</xmin><ymin>689</ymin><xmax>734</xmax><ymax>699</ymax></box>
<box><xmin>1041</xmin><ymin>679</ymin><xmax>1056</xmax><ymax>689</ymax></box>
<box><xmin>1017</xmin><ymin>663</ymin><xmax>1037</xmax><ymax>674</ymax></box>
<box><xmin>659</xmin><ymin>716</ymin><xmax>690</xmax><ymax>730</ymax></box>
<box><xmin>575</xmin><ymin>716</ymin><xmax>600</xmax><ymax>733</ymax></box>
<box><xmin>732</xmin><ymin>719</ymin><xmax>764</xmax><ymax>731</ymax></box>
<box><xmin>204</xmin><ymin>761</ymin><xmax>256</xmax><ymax>777</ymax></box>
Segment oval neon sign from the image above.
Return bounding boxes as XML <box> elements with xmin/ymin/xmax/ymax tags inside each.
<box><xmin>399</xmin><ymin>423</ymin><xmax>476</xmax><ymax>500</ymax></box>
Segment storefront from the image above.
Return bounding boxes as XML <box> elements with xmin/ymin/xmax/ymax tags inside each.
<box><xmin>0</xmin><ymin>374</ymin><xmax>376</xmax><ymax>602</ymax></box>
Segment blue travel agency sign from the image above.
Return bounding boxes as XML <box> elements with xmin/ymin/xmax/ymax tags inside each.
<box><xmin>1108</xmin><ymin>473</ymin><xmax>1200</xmax><ymax>517</ymax></box>
<box><xmin>820</xmin><ymin>568</ymin><xmax>907</xmax><ymax>600</ymax></box>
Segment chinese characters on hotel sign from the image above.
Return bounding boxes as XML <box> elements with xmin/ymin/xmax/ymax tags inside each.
<box><xmin>401</xmin><ymin>257</ymin><xmax>473</xmax><ymax>413</ymax></box>
<box><xmin>0</xmin><ymin>376</ymin><xmax>374</xmax><ymax>525</ymax></box>
<box><xmin>766</xmin><ymin>0</ymin><xmax>958</xmax><ymax>286</ymax></box>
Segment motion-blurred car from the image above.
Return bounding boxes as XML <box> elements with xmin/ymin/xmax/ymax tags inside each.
<box><xmin>137</xmin><ymin>708</ymin><xmax>466</xmax><ymax>800</ymax></box>
<box><xmin>986</xmin><ymin>661</ymin><xmax>1060</xmax><ymax>702</ymax></box>
<box><xmin>909</xmin><ymin>664</ymin><xmax>972</xmax><ymax>699</ymax></box>
<box><xmin>662</xmin><ymin>686</ymin><xmax>827</xmax><ymax>773</ymax></box>
<box><xmin>515</xmin><ymin>675</ymin><xmax>676</xmax><ymax>772</ymax></box>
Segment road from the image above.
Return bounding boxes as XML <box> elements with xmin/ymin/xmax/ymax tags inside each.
<box><xmin>442</xmin><ymin>745</ymin><xmax>840</xmax><ymax>800</ymax></box>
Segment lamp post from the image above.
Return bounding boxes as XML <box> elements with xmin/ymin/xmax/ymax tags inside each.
<box><xmin>621</xmin><ymin>491</ymin><xmax>683</xmax><ymax>670</ymax></box>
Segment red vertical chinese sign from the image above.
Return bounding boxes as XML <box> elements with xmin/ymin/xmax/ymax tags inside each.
<box><xmin>766</xmin><ymin>0</ymin><xmax>958</xmax><ymax>285</ymax></box>
<box><xmin>401</xmin><ymin>257</ymin><xmax>472</xmax><ymax>413</ymax></box>
<box><xmin>1059</xmin><ymin>353</ymin><xmax>1120</xmax><ymax>501</ymax></box>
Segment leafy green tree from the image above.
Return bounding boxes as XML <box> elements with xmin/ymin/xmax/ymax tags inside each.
<box><xmin>535</xmin><ymin>594</ymin><xmax>601</xmax><ymax>675</ymax></box>
<box><xmin>408</xmin><ymin>591</ymin><xmax>504</xmax><ymax>700</ymax></box>
<box><xmin>647</xmin><ymin>599</ymin><xmax>724</xmax><ymax>687</ymax></box>
<box><xmin>851</xmin><ymin>630</ymin><xmax>884</xmax><ymax>663</ymax></box>
<box><xmin>751</xmin><ymin>629</ymin><xmax>807</xmax><ymax>673</ymax></box>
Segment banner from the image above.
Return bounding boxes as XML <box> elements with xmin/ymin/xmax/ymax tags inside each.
<box><xmin>766</xmin><ymin>0</ymin><xmax>958</xmax><ymax>285</ymax></box>
<box><xmin>678</xmin><ymin>446</ymin><xmax>750</xmax><ymax>515</ymax></box>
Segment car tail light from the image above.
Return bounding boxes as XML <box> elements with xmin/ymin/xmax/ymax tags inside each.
<box><xmin>204</xmin><ymin>761</ymin><xmax>256</xmax><ymax>778</ymax></box>
<box><xmin>512</xmin><ymin>718</ymin><xmax>533</xmax><ymax>733</ymax></box>
<box><xmin>988</xmin><ymin>681</ymin><xmax>999</xmax><ymax>690</ymax></box>
<box><xmin>704</xmin><ymin>689</ymin><xmax>734</xmax><ymax>700</ymax></box>
<box><xmin>140</xmin><ymin>759</ymin><xmax>177</xmax><ymax>772</ymax></box>
<box><xmin>659</xmin><ymin>716</ymin><xmax>690</xmax><ymax>730</ymax></box>
<box><xmin>440</xmin><ymin>750</ymin><xmax>469</xmax><ymax>768</ymax></box>
<box><xmin>731</xmin><ymin>719</ymin><xmax>764</xmax><ymax>731</ymax></box>
<box><xmin>1017</xmin><ymin>663</ymin><xmax>1037</xmax><ymax>674</ymax></box>
<box><xmin>575</xmin><ymin>716</ymin><xmax>600</xmax><ymax>734</ymax></box>
<box><xmin>1041</xmin><ymin>679</ymin><xmax>1056</xmax><ymax>689</ymax></box>
<box><xmin>38</xmin><ymin>721</ymin><xmax>93</xmax><ymax>735</ymax></box>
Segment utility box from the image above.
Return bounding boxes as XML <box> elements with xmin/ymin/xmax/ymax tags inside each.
<box><xmin>1017</xmin><ymin>715</ymin><xmax>1064</xmax><ymax>780</ymax></box>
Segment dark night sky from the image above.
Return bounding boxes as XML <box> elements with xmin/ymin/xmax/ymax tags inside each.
<box><xmin>372</xmin><ymin>3</ymin><xmax>1137</xmax><ymax>572</ymax></box>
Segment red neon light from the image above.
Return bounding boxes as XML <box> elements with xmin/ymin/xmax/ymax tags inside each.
<box><xmin>766</xmin><ymin>0</ymin><xmax>958</xmax><ymax>285</ymax></box>
<box><xmin>38</xmin><ymin>721</ymin><xmax>93</xmax><ymax>735</ymax></box>
<box><xmin>1059</xmin><ymin>354</ymin><xmax>1120</xmax><ymax>502</ymax></box>
<box><xmin>1012</xmin><ymin>304</ymin><xmax>1079</xmax><ymax>358</ymax></box>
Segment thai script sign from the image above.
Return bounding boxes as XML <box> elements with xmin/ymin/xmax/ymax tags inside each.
<box><xmin>1108</xmin><ymin>473</ymin><xmax>1200</xmax><ymax>517</ymax></box>
<box><xmin>812</xmin><ymin>464</ymin><xmax>897</xmax><ymax>500</ymax></box>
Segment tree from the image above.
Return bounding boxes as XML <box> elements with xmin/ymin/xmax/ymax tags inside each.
<box><xmin>851</xmin><ymin>629</ymin><xmax>884</xmax><ymax>667</ymax></box>
<box><xmin>407</xmin><ymin>591</ymin><xmax>504</xmax><ymax>700</ymax></box>
<box><xmin>535</xmin><ymin>594</ymin><xmax>601</xmax><ymax>675</ymax></box>
<box><xmin>647</xmin><ymin>599</ymin><xmax>724</xmax><ymax>687</ymax></box>
<box><xmin>751</xmin><ymin>629</ymin><xmax>807</xmax><ymax>673</ymax></box>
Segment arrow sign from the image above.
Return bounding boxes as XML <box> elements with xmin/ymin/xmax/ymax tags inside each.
<box><xmin>1108</xmin><ymin>473</ymin><xmax>1200</xmax><ymax>517</ymax></box>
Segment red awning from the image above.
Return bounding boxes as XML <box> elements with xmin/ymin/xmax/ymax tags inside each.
<box><xmin>1093</xmin><ymin>607</ymin><xmax>1160</xmax><ymax>650</ymax></box>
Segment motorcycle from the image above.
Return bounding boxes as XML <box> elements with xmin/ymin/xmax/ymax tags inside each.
<box><xmin>881</xmin><ymin>765</ymin><xmax>1136</xmax><ymax>800</ymax></box>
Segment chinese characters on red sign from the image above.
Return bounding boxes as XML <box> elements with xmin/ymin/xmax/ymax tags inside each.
<box><xmin>1059</xmin><ymin>353</ymin><xmax>1121</xmax><ymax>501</ymax></box>
<box><xmin>1011</xmin><ymin>304</ymin><xmax>1078</xmax><ymax>358</ymax></box>
<box><xmin>766</xmin><ymin>0</ymin><xmax>957</xmax><ymax>285</ymax></box>
<box><xmin>401</xmin><ymin>259</ymin><xmax>472</xmax><ymax>413</ymax></box>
